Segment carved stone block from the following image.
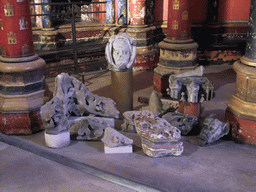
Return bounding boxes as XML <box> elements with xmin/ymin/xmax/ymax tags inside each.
<box><xmin>70</xmin><ymin>116</ymin><xmax>115</xmax><ymax>141</ymax></box>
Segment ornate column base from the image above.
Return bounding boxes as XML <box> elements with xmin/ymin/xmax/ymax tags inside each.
<box><xmin>225</xmin><ymin>59</ymin><xmax>256</xmax><ymax>145</ymax></box>
<box><xmin>0</xmin><ymin>54</ymin><xmax>46</xmax><ymax>134</ymax></box>
<box><xmin>126</xmin><ymin>25</ymin><xmax>158</xmax><ymax>70</ymax></box>
<box><xmin>0</xmin><ymin>110</ymin><xmax>43</xmax><ymax>135</ymax></box>
<box><xmin>153</xmin><ymin>38</ymin><xmax>199</xmax><ymax>96</ymax></box>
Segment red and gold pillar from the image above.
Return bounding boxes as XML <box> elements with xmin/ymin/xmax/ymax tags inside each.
<box><xmin>0</xmin><ymin>0</ymin><xmax>46</xmax><ymax>134</ymax></box>
<box><xmin>153</xmin><ymin>0</ymin><xmax>198</xmax><ymax>96</ymax></box>
<box><xmin>126</xmin><ymin>0</ymin><xmax>158</xmax><ymax>70</ymax></box>
<box><xmin>225</xmin><ymin>0</ymin><xmax>256</xmax><ymax>145</ymax></box>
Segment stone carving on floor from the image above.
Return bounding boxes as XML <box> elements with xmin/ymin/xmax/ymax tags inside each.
<box><xmin>70</xmin><ymin>116</ymin><xmax>115</xmax><ymax>141</ymax></box>
<box><xmin>141</xmin><ymin>91</ymin><xmax>164</xmax><ymax>116</ymax></box>
<box><xmin>167</xmin><ymin>75</ymin><xmax>214</xmax><ymax>103</ymax></box>
<box><xmin>101</xmin><ymin>127</ymin><xmax>133</xmax><ymax>148</ymax></box>
<box><xmin>40</xmin><ymin>97</ymin><xmax>69</xmax><ymax>135</ymax></box>
<box><xmin>162</xmin><ymin>112</ymin><xmax>198</xmax><ymax>136</ymax></box>
<box><xmin>40</xmin><ymin>73</ymin><xmax>119</xmax><ymax>147</ymax></box>
<box><xmin>197</xmin><ymin>113</ymin><xmax>230</xmax><ymax>146</ymax></box>
<box><xmin>134</xmin><ymin>110</ymin><xmax>183</xmax><ymax>157</ymax></box>
<box><xmin>121</xmin><ymin>111</ymin><xmax>140</xmax><ymax>133</ymax></box>
<box><xmin>54</xmin><ymin>73</ymin><xmax>119</xmax><ymax>118</ymax></box>
<box><xmin>105</xmin><ymin>33</ymin><xmax>137</xmax><ymax>72</ymax></box>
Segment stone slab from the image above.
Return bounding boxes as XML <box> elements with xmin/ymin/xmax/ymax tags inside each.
<box><xmin>104</xmin><ymin>144</ymin><xmax>133</xmax><ymax>154</ymax></box>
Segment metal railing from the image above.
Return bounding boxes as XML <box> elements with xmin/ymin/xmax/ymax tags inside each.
<box><xmin>30</xmin><ymin>1</ymin><xmax>106</xmax><ymax>74</ymax></box>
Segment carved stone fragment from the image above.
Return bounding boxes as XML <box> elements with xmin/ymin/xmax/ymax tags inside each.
<box><xmin>101</xmin><ymin>127</ymin><xmax>133</xmax><ymax>148</ymax></box>
<box><xmin>121</xmin><ymin>111</ymin><xmax>140</xmax><ymax>132</ymax></box>
<box><xmin>105</xmin><ymin>33</ymin><xmax>137</xmax><ymax>72</ymax></box>
<box><xmin>70</xmin><ymin>116</ymin><xmax>115</xmax><ymax>141</ymax></box>
<box><xmin>167</xmin><ymin>75</ymin><xmax>214</xmax><ymax>103</ymax></box>
<box><xmin>134</xmin><ymin>110</ymin><xmax>183</xmax><ymax>157</ymax></box>
<box><xmin>141</xmin><ymin>91</ymin><xmax>164</xmax><ymax>116</ymax></box>
<box><xmin>54</xmin><ymin>73</ymin><xmax>119</xmax><ymax>118</ymax></box>
<box><xmin>198</xmin><ymin>113</ymin><xmax>230</xmax><ymax>146</ymax></box>
<box><xmin>163</xmin><ymin>112</ymin><xmax>198</xmax><ymax>135</ymax></box>
<box><xmin>40</xmin><ymin>97</ymin><xmax>69</xmax><ymax>135</ymax></box>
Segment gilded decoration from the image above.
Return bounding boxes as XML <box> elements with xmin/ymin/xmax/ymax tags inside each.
<box><xmin>181</xmin><ymin>30</ymin><xmax>187</xmax><ymax>39</ymax></box>
<box><xmin>4</xmin><ymin>3</ymin><xmax>14</xmax><ymax>17</ymax></box>
<box><xmin>19</xmin><ymin>17</ymin><xmax>28</xmax><ymax>30</ymax></box>
<box><xmin>173</xmin><ymin>0</ymin><xmax>180</xmax><ymax>10</ymax></box>
<box><xmin>22</xmin><ymin>44</ymin><xmax>30</xmax><ymax>56</ymax></box>
<box><xmin>7</xmin><ymin>32</ymin><xmax>17</xmax><ymax>45</ymax></box>
<box><xmin>0</xmin><ymin>19</ymin><xmax>3</xmax><ymax>30</ymax></box>
<box><xmin>0</xmin><ymin>45</ymin><xmax>6</xmax><ymax>56</ymax></box>
<box><xmin>182</xmin><ymin>10</ymin><xmax>188</xmax><ymax>20</ymax></box>
<box><xmin>132</xmin><ymin>0</ymin><xmax>136</xmax><ymax>4</ymax></box>
<box><xmin>172</xmin><ymin>20</ymin><xmax>179</xmax><ymax>30</ymax></box>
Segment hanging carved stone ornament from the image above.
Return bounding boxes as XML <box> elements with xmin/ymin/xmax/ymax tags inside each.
<box><xmin>4</xmin><ymin>3</ymin><xmax>14</xmax><ymax>16</ymax></box>
<box><xmin>105</xmin><ymin>33</ymin><xmax>137</xmax><ymax>72</ymax></box>
<box><xmin>7</xmin><ymin>32</ymin><xmax>17</xmax><ymax>45</ymax></box>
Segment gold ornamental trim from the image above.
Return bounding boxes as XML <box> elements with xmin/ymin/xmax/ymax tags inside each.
<box><xmin>240</xmin><ymin>56</ymin><xmax>256</xmax><ymax>67</ymax></box>
<box><xmin>227</xmin><ymin>95</ymin><xmax>256</xmax><ymax>120</ymax></box>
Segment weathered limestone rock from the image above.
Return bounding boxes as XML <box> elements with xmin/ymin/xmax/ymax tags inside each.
<box><xmin>141</xmin><ymin>91</ymin><xmax>164</xmax><ymax>116</ymax></box>
<box><xmin>134</xmin><ymin>110</ymin><xmax>183</xmax><ymax>157</ymax></box>
<box><xmin>105</xmin><ymin>33</ymin><xmax>137</xmax><ymax>72</ymax></box>
<box><xmin>198</xmin><ymin>114</ymin><xmax>230</xmax><ymax>146</ymax></box>
<box><xmin>101</xmin><ymin>127</ymin><xmax>133</xmax><ymax>148</ymax></box>
<box><xmin>54</xmin><ymin>73</ymin><xmax>119</xmax><ymax>118</ymax></box>
<box><xmin>70</xmin><ymin>116</ymin><xmax>115</xmax><ymax>141</ymax></box>
<box><xmin>163</xmin><ymin>112</ymin><xmax>198</xmax><ymax>136</ymax></box>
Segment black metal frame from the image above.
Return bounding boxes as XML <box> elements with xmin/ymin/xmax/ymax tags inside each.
<box><xmin>30</xmin><ymin>1</ymin><xmax>106</xmax><ymax>74</ymax></box>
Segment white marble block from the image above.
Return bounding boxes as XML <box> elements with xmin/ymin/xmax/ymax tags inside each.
<box><xmin>44</xmin><ymin>131</ymin><xmax>70</xmax><ymax>148</ymax></box>
<box><xmin>104</xmin><ymin>144</ymin><xmax>133</xmax><ymax>154</ymax></box>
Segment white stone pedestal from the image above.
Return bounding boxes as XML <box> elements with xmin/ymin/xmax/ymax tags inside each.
<box><xmin>44</xmin><ymin>131</ymin><xmax>70</xmax><ymax>148</ymax></box>
<box><xmin>104</xmin><ymin>144</ymin><xmax>133</xmax><ymax>154</ymax></box>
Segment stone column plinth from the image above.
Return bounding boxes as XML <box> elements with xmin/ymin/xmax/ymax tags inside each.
<box><xmin>0</xmin><ymin>0</ymin><xmax>46</xmax><ymax>134</ymax></box>
<box><xmin>153</xmin><ymin>0</ymin><xmax>198</xmax><ymax>96</ymax></box>
<box><xmin>225</xmin><ymin>0</ymin><xmax>256</xmax><ymax>145</ymax></box>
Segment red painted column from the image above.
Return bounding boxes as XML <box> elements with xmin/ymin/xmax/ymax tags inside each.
<box><xmin>1</xmin><ymin>0</ymin><xmax>34</xmax><ymax>57</ymax></box>
<box><xmin>167</xmin><ymin>0</ymin><xmax>191</xmax><ymax>40</ymax></box>
<box><xmin>0</xmin><ymin>0</ymin><xmax>46</xmax><ymax>135</ymax></box>
<box><xmin>129</xmin><ymin>0</ymin><xmax>146</xmax><ymax>25</ymax></box>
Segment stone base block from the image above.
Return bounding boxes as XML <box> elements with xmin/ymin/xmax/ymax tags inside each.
<box><xmin>141</xmin><ymin>138</ymin><xmax>183</xmax><ymax>157</ymax></box>
<box><xmin>225</xmin><ymin>110</ymin><xmax>256</xmax><ymax>145</ymax></box>
<box><xmin>153</xmin><ymin>72</ymin><xmax>170</xmax><ymax>96</ymax></box>
<box><xmin>178</xmin><ymin>102</ymin><xmax>201</xmax><ymax>117</ymax></box>
<box><xmin>44</xmin><ymin>131</ymin><xmax>70</xmax><ymax>148</ymax></box>
<box><xmin>0</xmin><ymin>109</ymin><xmax>44</xmax><ymax>135</ymax></box>
<box><xmin>104</xmin><ymin>144</ymin><xmax>133</xmax><ymax>154</ymax></box>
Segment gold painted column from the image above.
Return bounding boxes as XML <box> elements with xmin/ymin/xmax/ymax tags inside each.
<box><xmin>0</xmin><ymin>0</ymin><xmax>46</xmax><ymax>134</ymax></box>
<box><xmin>225</xmin><ymin>0</ymin><xmax>256</xmax><ymax>145</ymax></box>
